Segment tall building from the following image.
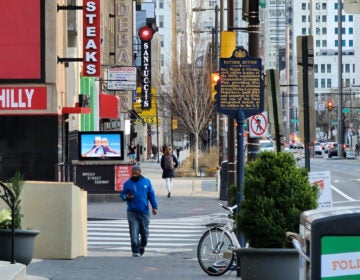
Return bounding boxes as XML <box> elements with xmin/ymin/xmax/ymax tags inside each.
<box><xmin>291</xmin><ymin>0</ymin><xmax>360</xmax><ymax>141</ymax></box>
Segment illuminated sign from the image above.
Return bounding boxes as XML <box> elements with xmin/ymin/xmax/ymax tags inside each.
<box><xmin>140</xmin><ymin>40</ymin><xmax>151</xmax><ymax>109</ymax></box>
<box><xmin>0</xmin><ymin>1</ymin><xmax>44</xmax><ymax>82</ymax></box>
<box><xmin>115</xmin><ymin>0</ymin><xmax>133</xmax><ymax>66</ymax></box>
<box><xmin>83</xmin><ymin>0</ymin><xmax>101</xmax><ymax>77</ymax></box>
<box><xmin>0</xmin><ymin>87</ymin><xmax>47</xmax><ymax>110</ymax></box>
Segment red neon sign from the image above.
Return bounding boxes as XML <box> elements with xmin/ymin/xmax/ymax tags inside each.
<box><xmin>83</xmin><ymin>0</ymin><xmax>101</xmax><ymax>77</ymax></box>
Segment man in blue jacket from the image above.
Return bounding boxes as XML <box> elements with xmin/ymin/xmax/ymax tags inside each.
<box><xmin>120</xmin><ymin>165</ymin><xmax>158</xmax><ymax>257</ymax></box>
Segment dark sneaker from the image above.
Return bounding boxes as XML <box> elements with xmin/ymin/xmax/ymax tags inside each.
<box><xmin>167</xmin><ymin>192</ymin><xmax>171</xmax><ymax>198</ymax></box>
<box><xmin>140</xmin><ymin>247</ymin><xmax>145</xmax><ymax>256</ymax></box>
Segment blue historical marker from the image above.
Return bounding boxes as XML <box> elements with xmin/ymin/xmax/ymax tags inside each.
<box><xmin>217</xmin><ymin>47</ymin><xmax>264</xmax><ymax>118</ymax></box>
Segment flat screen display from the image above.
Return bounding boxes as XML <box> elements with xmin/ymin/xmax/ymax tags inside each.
<box><xmin>79</xmin><ymin>131</ymin><xmax>124</xmax><ymax>160</ymax></box>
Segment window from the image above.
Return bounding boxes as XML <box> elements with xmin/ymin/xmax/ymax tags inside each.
<box><xmin>322</xmin><ymin>28</ymin><xmax>326</xmax><ymax>35</ymax></box>
<box><xmin>315</xmin><ymin>79</ymin><xmax>318</xmax><ymax>88</ymax></box>
<box><xmin>159</xmin><ymin>0</ymin><xmax>164</xmax><ymax>9</ymax></box>
<box><xmin>322</xmin><ymin>3</ymin><xmax>326</xmax><ymax>9</ymax></box>
<box><xmin>321</xmin><ymin>64</ymin><xmax>325</xmax><ymax>73</ymax></box>
<box><xmin>335</xmin><ymin>40</ymin><xmax>346</xmax><ymax>47</ymax></box>
<box><xmin>314</xmin><ymin>64</ymin><xmax>318</xmax><ymax>73</ymax></box>
<box><xmin>345</xmin><ymin>64</ymin><xmax>350</xmax><ymax>73</ymax></box>
<box><xmin>327</xmin><ymin>79</ymin><xmax>331</xmax><ymax>88</ymax></box>
<box><xmin>159</xmin><ymin>15</ymin><xmax>164</xmax><ymax>28</ymax></box>
<box><xmin>349</xmin><ymin>27</ymin><xmax>353</xmax><ymax>35</ymax></box>
<box><xmin>160</xmin><ymin>35</ymin><xmax>164</xmax><ymax>47</ymax></box>
<box><xmin>345</xmin><ymin>79</ymin><xmax>351</xmax><ymax>87</ymax></box>
<box><xmin>349</xmin><ymin>15</ymin><xmax>353</xmax><ymax>22</ymax></box>
<box><xmin>322</xmin><ymin>40</ymin><xmax>327</xmax><ymax>47</ymax></box>
<box><xmin>327</xmin><ymin>64</ymin><xmax>331</xmax><ymax>73</ymax></box>
<box><xmin>302</xmin><ymin>28</ymin><xmax>307</xmax><ymax>35</ymax></box>
<box><xmin>302</xmin><ymin>3</ymin><xmax>306</xmax><ymax>10</ymax></box>
<box><xmin>321</xmin><ymin>79</ymin><xmax>325</xmax><ymax>88</ymax></box>
<box><xmin>316</xmin><ymin>40</ymin><xmax>320</xmax><ymax>47</ymax></box>
<box><xmin>302</xmin><ymin>15</ymin><xmax>307</xmax><ymax>22</ymax></box>
<box><xmin>316</xmin><ymin>28</ymin><xmax>320</xmax><ymax>35</ymax></box>
<box><xmin>349</xmin><ymin>40</ymin><xmax>353</xmax><ymax>47</ymax></box>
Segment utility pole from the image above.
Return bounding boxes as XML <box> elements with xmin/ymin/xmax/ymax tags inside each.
<box><xmin>226</xmin><ymin>0</ymin><xmax>236</xmax><ymax>195</ymax></box>
<box><xmin>246</xmin><ymin>0</ymin><xmax>260</xmax><ymax>162</ymax></box>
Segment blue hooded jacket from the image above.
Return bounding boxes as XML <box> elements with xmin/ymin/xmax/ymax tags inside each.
<box><xmin>120</xmin><ymin>175</ymin><xmax>158</xmax><ymax>213</ymax></box>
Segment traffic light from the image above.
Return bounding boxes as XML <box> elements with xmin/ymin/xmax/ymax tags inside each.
<box><xmin>211</xmin><ymin>72</ymin><xmax>220</xmax><ymax>102</ymax></box>
<box><xmin>327</xmin><ymin>101</ymin><xmax>333</xmax><ymax>111</ymax></box>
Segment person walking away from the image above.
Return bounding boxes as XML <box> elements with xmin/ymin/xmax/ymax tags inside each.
<box><xmin>128</xmin><ymin>140</ymin><xmax>137</xmax><ymax>164</ymax></box>
<box><xmin>120</xmin><ymin>165</ymin><xmax>158</xmax><ymax>257</ymax></box>
<box><xmin>161</xmin><ymin>147</ymin><xmax>179</xmax><ymax>198</ymax></box>
<box><xmin>176</xmin><ymin>147</ymin><xmax>180</xmax><ymax>161</ymax></box>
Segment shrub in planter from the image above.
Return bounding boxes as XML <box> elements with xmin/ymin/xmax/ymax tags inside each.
<box><xmin>0</xmin><ymin>171</ymin><xmax>39</xmax><ymax>265</ymax></box>
<box><xmin>236</xmin><ymin>151</ymin><xmax>318</xmax><ymax>248</ymax></box>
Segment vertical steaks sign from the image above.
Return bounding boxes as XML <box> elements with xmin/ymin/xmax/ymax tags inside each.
<box><xmin>83</xmin><ymin>0</ymin><xmax>101</xmax><ymax>77</ymax></box>
<box><xmin>0</xmin><ymin>87</ymin><xmax>47</xmax><ymax>110</ymax></box>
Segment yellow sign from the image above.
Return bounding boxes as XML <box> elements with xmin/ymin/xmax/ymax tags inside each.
<box><xmin>134</xmin><ymin>117</ymin><xmax>161</xmax><ymax>125</ymax></box>
<box><xmin>172</xmin><ymin>119</ymin><xmax>178</xmax><ymax>129</ymax></box>
<box><xmin>134</xmin><ymin>87</ymin><xmax>157</xmax><ymax>117</ymax></box>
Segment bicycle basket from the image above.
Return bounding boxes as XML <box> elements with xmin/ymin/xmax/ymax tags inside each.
<box><xmin>205</xmin><ymin>214</ymin><xmax>233</xmax><ymax>227</ymax></box>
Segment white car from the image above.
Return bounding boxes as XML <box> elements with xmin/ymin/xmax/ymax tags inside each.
<box><xmin>260</xmin><ymin>140</ymin><xmax>274</xmax><ymax>152</ymax></box>
<box><xmin>314</xmin><ymin>142</ymin><xmax>323</xmax><ymax>155</ymax></box>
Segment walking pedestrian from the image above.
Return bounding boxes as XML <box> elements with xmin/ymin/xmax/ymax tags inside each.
<box><xmin>120</xmin><ymin>165</ymin><xmax>158</xmax><ymax>257</ymax></box>
<box><xmin>128</xmin><ymin>140</ymin><xmax>137</xmax><ymax>164</ymax></box>
<box><xmin>161</xmin><ymin>147</ymin><xmax>179</xmax><ymax>198</ymax></box>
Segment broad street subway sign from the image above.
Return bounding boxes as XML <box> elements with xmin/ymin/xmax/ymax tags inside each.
<box><xmin>217</xmin><ymin>47</ymin><xmax>264</xmax><ymax>118</ymax></box>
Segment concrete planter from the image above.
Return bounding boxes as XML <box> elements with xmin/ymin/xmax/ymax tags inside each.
<box><xmin>236</xmin><ymin>248</ymin><xmax>299</xmax><ymax>280</ymax></box>
<box><xmin>0</xmin><ymin>229</ymin><xmax>39</xmax><ymax>265</ymax></box>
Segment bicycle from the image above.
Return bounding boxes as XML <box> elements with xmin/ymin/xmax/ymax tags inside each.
<box><xmin>197</xmin><ymin>202</ymin><xmax>241</xmax><ymax>276</ymax></box>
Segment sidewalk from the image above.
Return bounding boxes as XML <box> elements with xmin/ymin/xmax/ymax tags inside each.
<box><xmin>6</xmin><ymin>151</ymin><xmax>230</xmax><ymax>280</ymax></box>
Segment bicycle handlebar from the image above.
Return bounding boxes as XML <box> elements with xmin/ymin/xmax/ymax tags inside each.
<box><xmin>217</xmin><ymin>202</ymin><xmax>237</xmax><ymax>214</ymax></box>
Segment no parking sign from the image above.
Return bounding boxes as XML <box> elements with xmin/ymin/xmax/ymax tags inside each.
<box><xmin>249</xmin><ymin>112</ymin><xmax>268</xmax><ymax>138</ymax></box>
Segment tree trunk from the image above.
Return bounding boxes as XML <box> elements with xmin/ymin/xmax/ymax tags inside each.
<box><xmin>194</xmin><ymin>133</ymin><xmax>200</xmax><ymax>176</ymax></box>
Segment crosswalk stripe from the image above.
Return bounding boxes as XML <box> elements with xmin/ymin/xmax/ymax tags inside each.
<box><xmin>87</xmin><ymin>216</ymin><xmax>209</xmax><ymax>254</ymax></box>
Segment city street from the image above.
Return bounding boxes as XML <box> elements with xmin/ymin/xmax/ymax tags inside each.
<box><xmin>24</xmin><ymin>155</ymin><xmax>360</xmax><ymax>279</ymax></box>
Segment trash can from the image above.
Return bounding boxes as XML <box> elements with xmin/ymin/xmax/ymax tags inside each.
<box><xmin>298</xmin><ymin>206</ymin><xmax>360</xmax><ymax>280</ymax></box>
<box><xmin>219</xmin><ymin>161</ymin><xmax>228</xmax><ymax>200</ymax></box>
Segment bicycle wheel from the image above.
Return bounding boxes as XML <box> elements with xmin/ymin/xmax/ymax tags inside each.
<box><xmin>197</xmin><ymin>227</ymin><xmax>235</xmax><ymax>276</ymax></box>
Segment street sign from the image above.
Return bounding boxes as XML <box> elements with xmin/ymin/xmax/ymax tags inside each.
<box><xmin>249</xmin><ymin>112</ymin><xmax>268</xmax><ymax>138</ymax></box>
<box><xmin>107</xmin><ymin>67</ymin><xmax>137</xmax><ymax>90</ymax></box>
<box><xmin>217</xmin><ymin>47</ymin><xmax>264</xmax><ymax>118</ymax></box>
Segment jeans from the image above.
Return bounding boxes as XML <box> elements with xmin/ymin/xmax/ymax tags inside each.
<box><xmin>127</xmin><ymin>211</ymin><xmax>150</xmax><ymax>254</ymax></box>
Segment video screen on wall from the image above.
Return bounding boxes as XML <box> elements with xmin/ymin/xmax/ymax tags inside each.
<box><xmin>79</xmin><ymin>131</ymin><xmax>124</xmax><ymax>160</ymax></box>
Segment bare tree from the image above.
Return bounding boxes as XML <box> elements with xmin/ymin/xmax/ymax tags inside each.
<box><xmin>164</xmin><ymin>49</ymin><xmax>215</xmax><ymax>175</ymax></box>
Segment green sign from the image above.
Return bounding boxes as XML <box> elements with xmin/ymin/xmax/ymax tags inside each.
<box><xmin>291</xmin><ymin>119</ymin><xmax>298</xmax><ymax>123</ymax></box>
<box><xmin>342</xmin><ymin>108</ymin><xmax>351</xmax><ymax>113</ymax></box>
<box><xmin>321</xmin><ymin>236</ymin><xmax>360</xmax><ymax>279</ymax></box>
<box><xmin>259</xmin><ymin>0</ymin><xmax>266</xmax><ymax>8</ymax></box>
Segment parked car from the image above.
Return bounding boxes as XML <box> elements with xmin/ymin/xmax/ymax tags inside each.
<box><xmin>324</xmin><ymin>142</ymin><xmax>334</xmax><ymax>154</ymax></box>
<box><xmin>259</xmin><ymin>140</ymin><xmax>274</xmax><ymax>152</ymax></box>
<box><xmin>328</xmin><ymin>142</ymin><xmax>338</xmax><ymax>158</ymax></box>
<box><xmin>314</xmin><ymin>142</ymin><xmax>324</xmax><ymax>155</ymax></box>
<box><xmin>328</xmin><ymin>143</ymin><xmax>347</xmax><ymax>158</ymax></box>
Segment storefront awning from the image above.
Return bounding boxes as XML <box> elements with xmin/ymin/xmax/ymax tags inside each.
<box><xmin>100</xmin><ymin>93</ymin><xmax>120</xmax><ymax>119</ymax></box>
